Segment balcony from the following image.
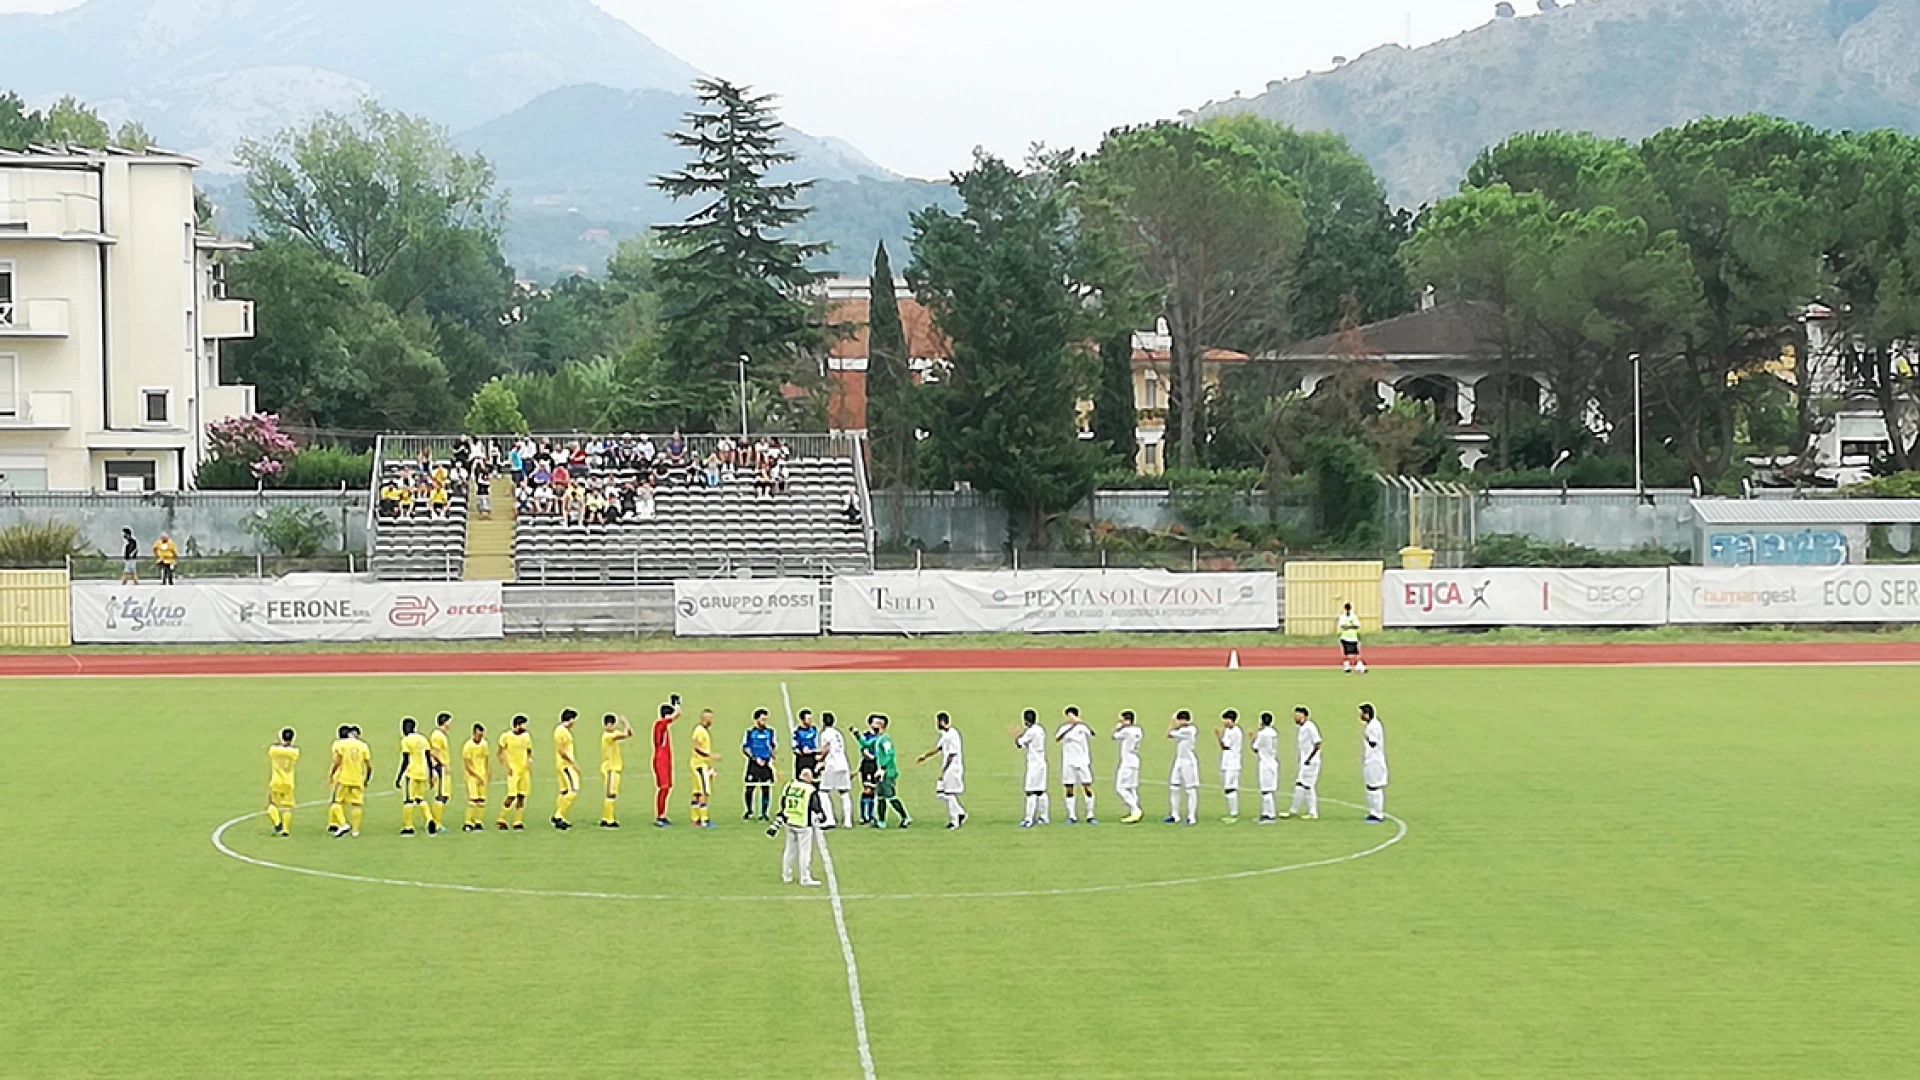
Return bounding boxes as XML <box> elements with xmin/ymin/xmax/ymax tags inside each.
<box><xmin>0</xmin><ymin>391</ymin><xmax>73</xmax><ymax>430</ymax></box>
<box><xmin>201</xmin><ymin>298</ymin><xmax>254</xmax><ymax>340</ymax></box>
<box><xmin>0</xmin><ymin>194</ymin><xmax>109</xmax><ymax>242</ymax></box>
<box><xmin>0</xmin><ymin>298</ymin><xmax>70</xmax><ymax>337</ymax></box>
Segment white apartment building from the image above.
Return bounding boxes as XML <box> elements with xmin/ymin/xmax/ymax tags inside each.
<box><xmin>0</xmin><ymin>146</ymin><xmax>254</xmax><ymax>492</ymax></box>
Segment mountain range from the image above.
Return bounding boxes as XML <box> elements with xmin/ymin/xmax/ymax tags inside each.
<box><xmin>1201</xmin><ymin>0</ymin><xmax>1920</xmax><ymax>205</ymax></box>
<box><xmin>0</xmin><ymin>0</ymin><xmax>942</xmax><ymax>275</ymax></box>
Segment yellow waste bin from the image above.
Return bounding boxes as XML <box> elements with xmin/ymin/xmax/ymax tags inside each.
<box><xmin>1399</xmin><ymin>546</ymin><xmax>1435</xmax><ymax>570</ymax></box>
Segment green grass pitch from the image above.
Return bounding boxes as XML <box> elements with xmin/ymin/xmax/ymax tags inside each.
<box><xmin>4</xmin><ymin>664</ymin><xmax>1916</xmax><ymax>1079</ymax></box>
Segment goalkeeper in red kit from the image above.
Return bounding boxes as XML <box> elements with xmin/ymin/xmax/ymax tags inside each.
<box><xmin>651</xmin><ymin>695</ymin><xmax>680</xmax><ymax>828</ymax></box>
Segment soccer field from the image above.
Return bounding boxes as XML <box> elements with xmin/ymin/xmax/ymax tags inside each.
<box><xmin>5</xmin><ymin>662</ymin><xmax>1917</xmax><ymax>1079</ymax></box>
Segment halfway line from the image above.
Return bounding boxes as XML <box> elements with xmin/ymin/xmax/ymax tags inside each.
<box><xmin>784</xmin><ymin>679</ymin><xmax>879</xmax><ymax>1080</ymax></box>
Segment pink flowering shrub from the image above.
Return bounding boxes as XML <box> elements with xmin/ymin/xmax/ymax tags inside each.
<box><xmin>206</xmin><ymin>413</ymin><xmax>299</xmax><ymax>481</ymax></box>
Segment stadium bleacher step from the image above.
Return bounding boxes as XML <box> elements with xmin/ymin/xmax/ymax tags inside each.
<box><xmin>464</xmin><ymin>476</ymin><xmax>517</xmax><ymax>582</ymax></box>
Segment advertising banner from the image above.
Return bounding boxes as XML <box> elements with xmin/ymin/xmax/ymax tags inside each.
<box><xmin>1668</xmin><ymin>566</ymin><xmax>1920</xmax><ymax>624</ymax></box>
<box><xmin>673</xmin><ymin>578</ymin><xmax>821</xmax><ymax>637</ymax></box>
<box><xmin>1382</xmin><ymin>568</ymin><xmax>1669</xmax><ymax>627</ymax></box>
<box><xmin>830</xmin><ymin>569</ymin><xmax>1278</xmax><ymax>635</ymax></box>
<box><xmin>71</xmin><ymin>579</ymin><xmax>504</xmax><ymax>643</ymax></box>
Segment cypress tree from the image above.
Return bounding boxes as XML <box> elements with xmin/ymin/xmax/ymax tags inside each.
<box><xmin>866</xmin><ymin>242</ymin><xmax>916</xmax><ymax>489</ymax></box>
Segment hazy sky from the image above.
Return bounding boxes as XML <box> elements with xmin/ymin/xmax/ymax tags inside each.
<box><xmin>0</xmin><ymin>0</ymin><xmax>1502</xmax><ymax>178</ymax></box>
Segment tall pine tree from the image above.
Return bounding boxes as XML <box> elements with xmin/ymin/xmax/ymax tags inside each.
<box><xmin>650</xmin><ymin>79</ymin><xmax>825</xmax><ymax>431</ymax></box>
<box><xmin>1089</xmin><ymin>330</ymin><xmax>1139</xmax><ymax>471</ymax></box>
<box><xmin>865</xmin><ymin>242</ymin><xmax>917</xmax><ymax>489</ymax></box>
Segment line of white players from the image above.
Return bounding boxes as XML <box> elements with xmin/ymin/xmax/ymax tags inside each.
<box><xmin>1009</xmin><ymin>703</ymin><xmax>1391</xmax><ymax>827</ymax></box>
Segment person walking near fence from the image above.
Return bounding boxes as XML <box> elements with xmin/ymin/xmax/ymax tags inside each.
<box><xmin>152</xmin><ymin>533</ymin><xmax>178</xmax><ymax>585</ymax></box>
<box><xmin>119</xmin><ymin>528</ymin><xmax>139</xmax><ymax>584</ymax></box>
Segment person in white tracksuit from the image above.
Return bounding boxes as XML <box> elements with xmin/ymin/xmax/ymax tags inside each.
<box><xmin>1215</xmin><ymin>710</ymin><xmax>1245</xmax><ymax>824</ymax></box>
<box><xmin>915</xmin><ymin>712</ymin><xmax>967</xmax><ymax>829</ymax></box>
<box><xmin>1252</xmin><ymin>712</ymin><xmax>1282</xmax><ymax>823</ymax></box>
<box><xmin>1286</xmin><ymin>706</ymin><xmax>1322</xmax><ymax>819</ymax></box>
<box><xmin>1165</xmin><ymin>710</ymin><xmax>1200</xmax><ymax>825</ymax></box>
<box><xmin>816</xmin><ymin>712</ymin><xmax>852</xmax><ymax>828</ymax></box>
<box><xmin>1111</xmin><ymin>710</ymin><xmax>1144</xmax><ymax>824</ymax></box>
<box><xmin>1015</xmin><ymin>709</ymin><xmax>1050</xmax><ymax>826</ymax></box>
<box><xmin>1359</xmin><ymin>703</ymin><xmax>1388</xmax><ymax>822</ymax></box>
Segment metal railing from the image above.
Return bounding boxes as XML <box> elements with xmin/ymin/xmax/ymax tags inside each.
<box><xmin>65</xmin><ymin>553</ymin><xmax>364</xmax><ymax>580</ymax></box>
<box><xmin>848</xmin><ymin>430</ymin><xmax>877</xmax><ymax>568</ymax></box>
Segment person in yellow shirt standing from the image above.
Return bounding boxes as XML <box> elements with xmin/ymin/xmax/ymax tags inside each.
<box><xmin>329</xmin><ymin>724</ymin><xmax>372</xmax><ymax>838</ymax></box>
<box><xmin>427</xmin><ymin>712</ymin><xmax>454</xmax><ymax>833</ymax></box>
<box><xmin>496</xmin><ymin>715</ymin><xmax>533</xmax><ymax>831</ymax></box>
<box><xmin>266</xmin><ymin>728</ymin><xmax>299</xmax><ymax>836</ymax></box>
<box><xmin>551</xmin><ymin>709</ymin><xmax>581</xmax><ymax>830</ymax></box>
<box><xmin>396</xmin><ymin>717</ymin><xmax>435</xmax><ymax>836</ymax></box>
<box><xmin>152</xmin><ymin>532</ymin><xmax>180</xmax><ymax>586</ymax></box>
<box><xmin>599</xmin><ymin>713</ymin><xmax>635</xmax><ymax>828</ymax></box>
<box><xmin>461</xmin><ymin>723</ymin><xmax>491</xmax><ymax>831</ymax></box>
<box><xmin>689</xmin><ymin>709</ymin><xmax>717</xmax><ymax>828</ymax></box>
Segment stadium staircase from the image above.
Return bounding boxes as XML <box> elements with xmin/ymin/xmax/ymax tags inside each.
<box><xmin>462</xmin><ymin>475</ymin><xmax>516</xmax><ymax>582</ymax></box>
<box><xmin>367</xmin><ymin>439</ymin><xmax>470</xmax><ymax>582</ymax></box>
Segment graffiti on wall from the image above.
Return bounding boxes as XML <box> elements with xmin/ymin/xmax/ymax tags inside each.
<box><xmin>1707</xmin><ymin>530</ymin><xmax>1848</xmax><ymax>566</ymax></box>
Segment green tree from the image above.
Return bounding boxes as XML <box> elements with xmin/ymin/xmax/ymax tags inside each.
<box><xmin>865</xmin><ymin>242</ymin><xmax>918</xmax><ymax>489</ymax></box>
<box><xmin>463</xmin><ymin>379</ymin><xmax>530</xmax><ymax>435</ymax></box>
<box><xmin>1088</xmin><ymin>330</ymin><xmax>1139</xmax><ymax>471</ymax></box>
<box><xmin>0</xmin><ymin>92</ymin><xmax>45</xmax><ymax>148</ymax></box>
<box><xmin>43</xmin><ymin>97</ymin><xmax>108</xmax><ymax>147</ymax></box>
<box><xmin>238</xmin><ymin>102</ymin><xmax>505</xmax><ymax>291</ymax></box>
<box><xmin>650</xmin><ymin>79</ymin><xmax>825</xmax><ymax>431</ymax></box>
<box><xmin>1205</xmin><ymin>116</ymin><xmax>1415</xmax><ymax>339</ymax></box>
<box><xmin>1081</xmin><ymin>123</ymin><xmax>1307</xmax><ymax>468</ymax></box>
<box><xmin>223</xmin><ymin>241</ymin><xmax>459</xmax><ymax>433</ymax></box>
<box><xmin>908</xmin><ymin>152</ymin><xmax>1102</xmax><ymax>543</ymax></box>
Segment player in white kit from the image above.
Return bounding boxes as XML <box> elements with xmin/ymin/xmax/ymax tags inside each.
<box><xmin>1252</xmin><ymin>712</ymin><xmax>1282</xmax><ymax>823</ymax></box>
<box><xmin>1215</xmin><ymin>710</ymin><xmax>1245</xmax><ymax>823</ymax></box>
<box><xmin>915</xmin><ymin>712</ymin><xmax>968</xmax><ymax>829</ymax></box>
<box><xmin>1111</xmin><ymin>710</ymin><xmax>1144</xmax><ymax>824</ymax></box>
<box><xmin>1014</xmin><ymin>709</ymin><xmax>1050</xmax><ymax>827</ymax></box>
<box><xmin>1164</xmin><ymin>710</ymin><xmax>1200</xmax><ymax>825</ymax></box>
<box><xmin>1055</xmin><ymin>706</ymin><xmax>1097</xmax><ymax>824</ymax></box>
<box><xmin>1284</xmin><ymin>706</ymin><xmax>1321</xmax><ymax>819</ymax></box>
<box><xmin>816</xmin><ymin>712</ymin><xmax>853</xmax><ymax>828</ymax></box>
<box><xmin>1359</xmin><ymin>703</ymin><xmax>1388</xmax><ymax>822</ymax></box>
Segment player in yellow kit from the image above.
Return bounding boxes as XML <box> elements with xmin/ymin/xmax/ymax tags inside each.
<box><xmin>427</xmin><ymin>713</ymin><xmax>454</xmax><ymax>833</ymax></box>
<box><xmin>551</xmin><ymin>709</ymin><xmax>581</xmax><ymax>831</ymax></box>
<box><xmin>396</xmin><ymin>717</ymin><xmax>435</xmax><ymax>835</ymax></box>
<box><xmin>689</xmin><ymin>709</ymin><xmax>717</xmax><ymax>828</ymax></box>
<box><xmin>266</xmin><ymin>728</ymin><xmax>299</xmax><ymax>836</ymax></box>
<box><xmin>496</xmin><ymin>714</ymin><xmax>533</xmax><ymax>831</ymax></box>
<box><xmin>599</xmin><ymin>713</ymin><xmax>635</xmax><ymax>828</ymax></box>
<box><xmin>461</xmin><ymin>723</ymin><xmax>491</xmax><ymax>831</ymax></box>
<box><xmin>329</xmin><ymin>724</ymin><xmax>372</xmax><ymax>838</ymax></box>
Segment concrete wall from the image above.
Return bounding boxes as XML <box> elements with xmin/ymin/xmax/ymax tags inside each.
<box><xmin>0</xmin><ymin>490</ymin><xmax>369</xmax><ymax>555</ymax></box>
<box><xmin>1473</xmin><ymin>489</ymin><xmax>1696</xmax><ymax>552</ymax></box>
<box><xmin>872</xmin><ymin>488</ymin><xmax>1310</xmax><ymax>552</ymax></box>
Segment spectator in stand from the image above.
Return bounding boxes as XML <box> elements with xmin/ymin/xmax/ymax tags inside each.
<box><xmin>531</xmin><ymin>462</ymin><xmax>552</xmax><ymax>490</ymax></box>
<box><xmin>702</xmin><ymin>452</ymin><xmax>723</xmax><ymax>488</ymax></box>
<box><xmin>771</xmin><ymin>458</ymin><xmax>791</xmax><ymax>496</ymax></box>
<box><xmin>637</xmin><ymin>434</ymin><xmax>657</xmax><ymax>467</ymax></box>
<box><xmin>412</xmin><ymin>475</ymin><xmax>433</xmax><ymax>518</ymax></box>
<box><xmin>475</xmin><ymin>463</ymin><xmax>493</xmax><ymax>520</ymax></box>
<box><xmin>754</xmin><ymin>457</ymin><xmax>775</xmax><ymax>498</ymax></box>
<box><xmin>379</xmin><ymin>477</ymin><xmax>402</xmax><ymax>518</ymax></box>
<box><xmin>717</xmin><ymin>436</ymin><xmax>736</xmax><ymax>470</ymax></box>
<box><xmin>508</xmin><ymin>441</ymin><xmax>525</xmax><ymax>483</ymax></box>
<box><xmin>428</xmin><ymin>479</ymin><xmax>451</xmax><ymax>519</ymax></box>
<box><xmin>561</xmin><ymin>482</ymin><xmax>584</xmax><ymax>525</ymax></box>
<box><xmin>552</xmin><ymin>461</ymin><xmax>570</xmax><ymax>491</ymax></box>
<box><xmin>618</xmin><ymin>482</ymin><xmax>639</xmax><ymax>522</ymax></box>
<box><xmin>569</xmin><ymin>442</ymin><xmax>588</xmax><ymax>471</ymax></box>
<box><xmin>841</xmin><ymin>488</ymin><xmax>864</xmax><ymax>527</ymax></box>
<box><xmin>636</xmin><ymin>479</ymin><xmax>657</xmax><ymax>521</ymax></box>
<box><xmin>753</xmin><ymin>435</ymin><xmax>775</xmax><ymax>468</ymax></box>
<box><xmin>397</xmin><ymin>481</ymin><xmax>417</xmax><ymax>519</ymax></box>
<box><xmin>153</xmin><ymin>532</ymin><xmax>179</xmax><ymax>585</ymax></box>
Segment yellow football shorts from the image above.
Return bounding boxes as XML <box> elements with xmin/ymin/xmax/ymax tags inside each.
<box><xmin>507</xmin><ymin>771</ymin><xmax>531</xmax><ymax>798</ymax></box>
<box><xmin>335</xmin><ymin>783</ymin><xmax>366</xmax><ymax>807</ymax></box>
<box><xmin>404</xmin><ymin>778</ymin><xmax>430</xmax><ymax>802</ymax></box>
<box><xmin>465</xmin><ymin>778</ymin><xmax>488</xmax><ymax>804</ymax></box>
<box><xmin>602</xmin><ymin>769</ymin><xmax>622</xmax><ymax>797</ymax></box>
<box><xmin>435</xmin><ymin>773</ymin><xmax>452</xmax><ymax>801</ymax></box>
<box><xmin>558</xmin><ymin>767</ymin><xmax>580</xmax><ymax>794</ymax></box>
<box><xmin>269</xmin><ymin>783</ymin><xmax>294</xmax><ymax>808</ymax></box>
<box><xmin>691</xmin><ymin>766</ymin><xmax>714</xmax><ymax>796</ymax></box>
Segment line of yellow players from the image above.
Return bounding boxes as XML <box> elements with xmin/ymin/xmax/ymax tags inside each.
<box><xmin>265</xmin><ymin>711</ymin><xmax>639</xmax><ymax>837</ymax></box>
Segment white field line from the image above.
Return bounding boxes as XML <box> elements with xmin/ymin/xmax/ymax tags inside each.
<box><xmin>785</xmin><ymin>680</ymin><xmax>880</xmax><ymax>1080</ymax></box>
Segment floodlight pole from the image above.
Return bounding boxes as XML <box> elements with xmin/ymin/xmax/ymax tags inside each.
<box><xmin>1631</xmin><ymin>352</ymin><xmax>1644</xmax><ymax>496</ymax></box>
<box><xmin>738</xmin><ymin>354</ymin><xmax>750</xmax><ymax>439</ymax></box>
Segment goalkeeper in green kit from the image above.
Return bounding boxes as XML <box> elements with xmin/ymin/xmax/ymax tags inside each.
<box><xmin>869</xmin><ymin>715</ymin><xmax>911</xmax><ymax>829</ymax></box>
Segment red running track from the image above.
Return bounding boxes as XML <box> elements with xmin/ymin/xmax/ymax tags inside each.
<box><xmin>1</xmin><ymin>640</ymin><xmax>1917</xmax><ymax>677</ymax></box>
